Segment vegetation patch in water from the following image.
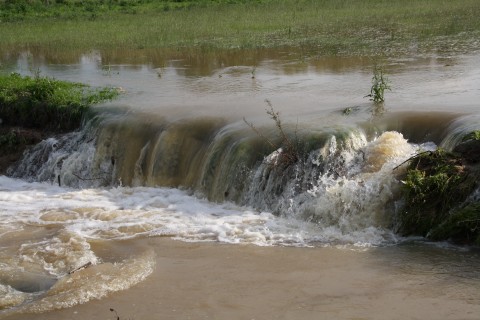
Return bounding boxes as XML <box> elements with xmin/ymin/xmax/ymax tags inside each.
<box><xmin>400</xmin><ymin>134</ymin><xmax>480</xmax><ymax>244</ymax></box>
<box><xmin>365</xmin><ymin>66</ymin><xmax>390</xmax><ymax>104</ymax></box>
<box><xmin>1</xmin><ymin>0</ymin><xmax>479</xmax><ymax>56</ymax></box>
<box><xmin>0</xmin><ymin>72</ymin><xmax>119</xmax><ymax>132</ymax></box>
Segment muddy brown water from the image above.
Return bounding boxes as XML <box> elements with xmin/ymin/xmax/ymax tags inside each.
<box><xmin>3</xmin><ymin>239</ymin><xmax>480</xmax><ymax>320</ymax></box>
<box><xmin>1</xmin><ymin>48</ymin><xmax>480</xmax><ymax>319</ymax></box>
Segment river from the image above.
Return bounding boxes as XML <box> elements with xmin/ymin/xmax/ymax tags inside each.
<box><xmin>1</xmin><ymin>48</ymin><xmax>479</xmax><ymax>319</ymax></box>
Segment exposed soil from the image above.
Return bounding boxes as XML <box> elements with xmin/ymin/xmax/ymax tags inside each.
<box><xmin>0</xmin><ymin>126</ymin><xmax>46</xmax><ymax>175</ymax></box>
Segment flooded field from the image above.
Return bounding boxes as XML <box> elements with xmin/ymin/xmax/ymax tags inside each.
<box><xmin>1</xmin><ymin>48</ymin><xmax>480</xmax><ymax>319</ymax></box>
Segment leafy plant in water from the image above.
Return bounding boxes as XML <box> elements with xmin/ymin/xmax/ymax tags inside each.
<box><xmin>365</xmin><ymin>66</ymin><xmax>390</xmax><ymax>103</ymax></box>
<box><xmin>243</xmin><ymin>99</ymin><xmax>299</xmax><ymax>168</ymax></box>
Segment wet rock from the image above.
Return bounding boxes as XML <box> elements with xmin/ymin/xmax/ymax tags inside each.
<box><xmin>453</xmin><ymin>139</ymin><xmax>480</xmax><ymax>163</ymax></box>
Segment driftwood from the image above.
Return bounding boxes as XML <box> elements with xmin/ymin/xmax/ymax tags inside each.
<box><xmin>110</xmin><ymin>308</ymin><xmax>120</xmax><ymax>320</ymax></box>
<box><xmin>68</xmin><ymin>261</ymin><xmax>93</xmax><ymax>274</ymax></box>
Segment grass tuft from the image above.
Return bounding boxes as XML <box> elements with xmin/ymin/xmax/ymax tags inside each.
<box><xmin>462</xmin><ymin>130</ymin><xmax>480</xmax><ymax>142</ymax></box>
<box><xmin>429</xmin><ymin>203</ymin><xmax>480</xmax><ymax>245</ymax></box>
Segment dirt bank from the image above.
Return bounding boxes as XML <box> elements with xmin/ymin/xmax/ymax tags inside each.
<box><xmin>0</xmin><ymin>126</ymin><xmax>46</xmax><ymax>175</ymax></box>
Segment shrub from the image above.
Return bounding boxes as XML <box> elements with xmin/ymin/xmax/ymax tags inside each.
<box><xmin>0</xmin><ymin>131</ymin><xmax>24</xmax><ymax>153</ymax></box>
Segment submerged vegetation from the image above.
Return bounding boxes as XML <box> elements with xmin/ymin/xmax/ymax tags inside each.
<box><xmin>399</xmin><ymin>133</ymin><xmax>480</xmax><ymax>245</ymax></box>
<box><xmin>1</xmin><ymin>0</ymin><xmax>479</xmax><ymax>56</ymax></box>
<box><xmin>0</xmin><ymin>72</ymin><xmax>119</xmax><ymax>132</ymax></box>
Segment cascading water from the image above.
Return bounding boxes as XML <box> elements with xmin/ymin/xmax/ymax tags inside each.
<box><xmin>7</xmin><ymin>111</ymin><xmax>436</xmax><ymax>245</ymax></box>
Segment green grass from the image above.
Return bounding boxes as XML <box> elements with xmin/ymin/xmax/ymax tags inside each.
<box><xmin>1</xmin><ymin>0</ymin><xmax>479</xmax><ymax>56</ymax></box>
<box><xmin>0</xmin><ymin>72</ymin><xmax>119</xmax><ymax>132</ymax></box>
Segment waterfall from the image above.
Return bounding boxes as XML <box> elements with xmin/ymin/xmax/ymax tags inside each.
<box><xmin>9</xmin><ymin>110</ymin><xmax>440</xmax><ymax>237</ymax></box>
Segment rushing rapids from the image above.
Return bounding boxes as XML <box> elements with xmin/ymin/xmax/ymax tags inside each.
<box><xmin>7</xmin><ymin>110</ymin><xmax>448</xmax><ymax>243</ymax></box>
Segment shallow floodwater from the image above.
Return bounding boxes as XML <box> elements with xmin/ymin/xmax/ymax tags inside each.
<box><xmin>1</xmin><ymin>48</ymin><xmax>480</xmax><ymax>319</ymax></box>
<box><xmin>3</xmin><ymin>239</ymin><xmax>480</xmax><ymax>320</ymax></box>
<box><xmin>4</xmin><ymin>49</ymin><xmax>480</xmax><ymax>119</ymax></box>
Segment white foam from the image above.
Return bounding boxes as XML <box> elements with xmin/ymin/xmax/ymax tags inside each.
<box><xmin>0</xmin><ymin>175</ymin><xmax>384</xmax><ymax>247</ymax></box>
<box><xmin>0</xmin><ymin>131</ymin><xmax>421</xmax><ymax>248</ymax></box>
<box><xmin>0</xmin><ymin>284</ymin><xmax>27</xmax><ymax>309</ymax></box>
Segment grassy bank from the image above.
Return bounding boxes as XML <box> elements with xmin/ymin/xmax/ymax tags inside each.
<box><xmin>1</xmin><ymin>0</ymin><xmax>479</xmax><ymax>56</ymax></box>
<box><xmin>0</xmin><ymin>72</ymin><xmax>119</xmax><ymax>131</ymax></box>
<box><xmin>399</xmin><ymin>134</ymin><xmax>480</xmax><ymax>245</ymax></box>
<box><xmin>0</xmin><ymin>72</ymin><xmax>119</xmax><ymax>173</ymax></box>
